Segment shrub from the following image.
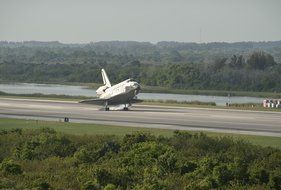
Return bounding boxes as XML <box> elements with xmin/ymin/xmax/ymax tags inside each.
<box><xmin>32</xmin><ymin>179</ymin><xmax>51</xmax><ymax>190</ymax></box>
<box><xmin>104</xmin><ymin>184</ymin><xmax>117</xmax><ymax>190</ymax></box>
<box><xmin>0</xmin><ymin>159</ymin><xmax>23</xmax><ymax>175</ymax></box>
<box><xmin>213</xmin><ymin>164</ymin><xmax>233</xmax><ymax>186</ymax></box>
<box><xmin>82</xmin><ymin>180</ymin><xmax>101</xmax><ymax>190</ymax></box>
<box><xmin>269</xmin><ymin>170</ymin><xmax>281</xmax><ymax>190</ymax></box>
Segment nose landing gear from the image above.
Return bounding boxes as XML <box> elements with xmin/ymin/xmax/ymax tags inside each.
<box><xmin>105</xmin><ymin>101</ymin><xmax>110</xmax><ymax>111</ymax></box>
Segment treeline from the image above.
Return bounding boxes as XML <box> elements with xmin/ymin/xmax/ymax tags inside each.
<box><xmin>1</xmin><ymin>40</ymin><xmax>281</xmax><ymax>64</ymax></box>
<box><xmin>0</xmin><ymin>41</ymin><xmax>281</xmax><ymax>92</ymax></box>
<box><xmin>1</xmin><ymin>52</ymin><xmax>280</xmax><ymax>92</ymax></box>
<box><xmin>0</xmin><ymin>128</ymin><xmax>281</xmax><ymax>189</ymax></box>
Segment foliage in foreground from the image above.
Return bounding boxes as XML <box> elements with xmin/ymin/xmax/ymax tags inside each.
<box><xmin>0</xmin><ymin>128</ymin><xmax>281</xmax><ymax>190</ymax></box>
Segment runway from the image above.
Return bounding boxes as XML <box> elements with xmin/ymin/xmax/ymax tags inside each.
<box><xmin>0</xmin><ymin>97</ymin><xmax>280</xmax><ymax>137</ymax></box>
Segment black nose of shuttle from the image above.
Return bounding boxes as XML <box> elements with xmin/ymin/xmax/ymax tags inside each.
<box><xmin>134</xmin><ymin>83</ymin><xmax>141</xmax><ymax>95</ymax></box>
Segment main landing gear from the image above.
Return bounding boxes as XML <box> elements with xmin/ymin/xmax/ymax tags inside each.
<box><xmin>123</xmin><ymin>107</ymin><xmax>129</xmax><ymax>111</ymax></box>
<box><xmin>123</xmin><ymin>103</ymin><xmax>130</xmax><ymax>111</ymax></box>
<box><xmin>104</xmin><ymin>103</ymin><xmax>131</xmax><ymax>111</ymax></box>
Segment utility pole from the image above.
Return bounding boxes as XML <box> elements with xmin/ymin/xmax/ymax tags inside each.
<box><xmin>200</xmin><ymin>28</ymin><xmax>202</xmax><ymax>43</ymax></box>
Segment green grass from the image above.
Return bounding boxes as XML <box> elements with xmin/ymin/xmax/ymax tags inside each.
<box><xmin>141</xmin><ymin>100</ymin><xmax>281</xmax><ymax>112</ymax></box>
<box><xmin>0</xmin><ymin>118</ymin><xmax>173</xmax><ymax>137</ymax></box>
<box><xmin>143</xmin><ymin>99</ymin><xmax>216</xmax><ymax>106</ymax></box>
<box><xmin>0</xmin><ymin>91</ymin><xmax>90</xmax><ymax>101</ymax></box>
<box><xmin>141</xmin><ymin>86</ymin><xmax>281</xmax><ymax>98</ymax></box>
<box><xmin>141</xmin><ymin>101</ymin><xmax>218</xmax><ymax>109</ymax></box>
<box><xmin>0</xmin><ymin>118</ymin><xmax>280</xmax><ymax>149</ymax></box>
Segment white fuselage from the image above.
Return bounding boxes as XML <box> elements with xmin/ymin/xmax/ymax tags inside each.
<box><xmin>79</xmin><ymin>69</ymin><xmax>141</xmax><ymax>109</ymax></box>
<box><xmin>96</xmin><ymin>79</ymin><xmax>140</xmax><ymax>100</ymax></box>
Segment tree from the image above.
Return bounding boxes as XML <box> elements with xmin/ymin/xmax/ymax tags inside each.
<box><xmin>247</xmin><ymin>51</ymin><xmax>276</xmax><ymax>70</ymax></box>
<box><xmin>229</xmin><ymin>55</ymin><xmax>244</xmax><ymax>69</ymax></box>
<box><xmin>212</xmin><ymin>57</ymin><xmax>227</xmax><ymax>71</ymax></box>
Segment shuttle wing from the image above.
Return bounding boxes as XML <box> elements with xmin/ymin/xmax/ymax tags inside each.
<box><xmin>79</xmin><ymin>97</ymin><xmax>143</xmax><ymax>105</ymax></box>
<box><xmin>130</xmin><ymin>99</ymin><xmax>143</xmax><ymax>103</ymax></box>
<box><xmin>79</xmin><ymin>98</ymin><xmax>107</xmax><ymax>105</ymax></box>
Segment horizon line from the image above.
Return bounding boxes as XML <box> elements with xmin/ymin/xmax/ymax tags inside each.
<box><xmin>1</xmin><ymin>39</ymin><xmax>281</xmax><ymax>45</ymax></box>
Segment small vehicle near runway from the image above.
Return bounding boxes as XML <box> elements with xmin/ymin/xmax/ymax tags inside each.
<box><xmin>64</xmin><ymin>117</ymin><xmax>69</xmax><ymax>122</ymax></box>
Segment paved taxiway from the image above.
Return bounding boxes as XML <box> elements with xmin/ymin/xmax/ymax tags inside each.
<box><xmin>0</xmin><ymin>98</ymin><xmax>280</xmax><ymax>137</ymax></box>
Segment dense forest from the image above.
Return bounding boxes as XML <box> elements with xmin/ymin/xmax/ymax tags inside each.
<box><xmin>0</xmin><ymin>128</ymin><xmax>281</xmax><ymax>189</ymax></box>
<box><xmin>0</xmin><ymin>41</ymin><xmax>281</xmax><ymax>92</ymax></box>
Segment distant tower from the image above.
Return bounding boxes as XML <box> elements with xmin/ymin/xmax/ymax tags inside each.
<box><xmin>199</xmin><ymin>28</ymin><xmax>202</xmax><ymax>43</ymax></box>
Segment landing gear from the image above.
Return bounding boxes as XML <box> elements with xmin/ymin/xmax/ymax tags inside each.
<box><xmin>123</xmin><ymin>104</ymin><xmax>129</xmax><ymax>111</ymax></box>
<box><xmin>123</xmin><ymin>107</ymin><xmax>129</xmax><ymax>111</ymax></box>
<box><xmin>105</xmin><ymin>101</ymin><xmax>110</xmax><ymax>111</ymax></box>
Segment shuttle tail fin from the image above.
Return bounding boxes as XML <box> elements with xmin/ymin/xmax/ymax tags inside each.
<box><xmin>101</xmin><ymin>69</ymin><xmax>111</xmax><ymax>87</ymax></box>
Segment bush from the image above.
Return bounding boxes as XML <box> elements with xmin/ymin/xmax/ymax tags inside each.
<box><xmin>213</xmin><ymin>164</ymin><xmax>233</xmax><ymax>186</ymax></box>
<box><xmin>74</xmin><ymin>147</ymin><xmax>93</xmax><ymax>163</ymax></box>
<box><xmin>269</xmin><ymin>170</ymin><xmax>281</xmax><ymax>190</ymax></box>
<box><xmin>122</xmin><ymin>132</ymin><xmax>154</xmax><ymax>150</ymax></box>
<box><xmin>180</xmin><ymin>161</ymin><xmax>197</xmax><ymax>174</ymax></box>
<box><xmin>16</xmin><ymin>132</ymin><xmax>76</xmax><ymax>160</ymax></box>
<box><xmin>1</xmin><ymin>128</ymin><xmax>281</xmax><ymax>189</ymax></box>
<box><xmin>0</xmin><ymin>159</ymin><xmax>23</xmax><ymax>175</ymax></box>
<box><xmin>32</xmin><ymin>179</ymin><xmax>51</xmax><ymax>190</ymax></box>
<box><xmin>249</xmin><ymin>163</ymin><xmax>269</xmax><ymax>184</ymax></box>
<box><xmin>104</xmin><ymin>184</ymin><xmax>117</xmax><ymax>190</ymax></box>
<box><xmin>95</xmin><ymin>168</ymin><xmax>114</xmax><ymax>186</ymax></box>
<box><xmin>0</xmin><ymin>178</ymin><xmax>17</xmax><ymax>189</ymax></box>
<box><xmin>82</xmin><ymin>180</ymin><xmax>101</xmax><ymax>190</ymax></box>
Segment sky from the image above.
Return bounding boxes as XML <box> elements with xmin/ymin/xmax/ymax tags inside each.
<box><xmin>0</xmin><ymin>0</ymin><xmax>280</xmax><ymax>43</ymax></box>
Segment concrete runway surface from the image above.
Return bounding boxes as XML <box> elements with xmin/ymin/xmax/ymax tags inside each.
<box><xmin>0</xmin><ymin>97</ymin><xmax>280</xmax><ymax>137</ymax></box>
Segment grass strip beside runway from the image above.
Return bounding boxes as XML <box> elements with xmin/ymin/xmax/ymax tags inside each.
<box><xmin>0</xmin><ymin>118</ymin><xmax>280</xmax><ymax>149</ymax></box>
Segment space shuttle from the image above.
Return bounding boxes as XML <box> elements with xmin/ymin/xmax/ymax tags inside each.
<box><xmin>80</xmin><ymin>69</ymin><xmax>142</xmax><ymax>111</ymax></box>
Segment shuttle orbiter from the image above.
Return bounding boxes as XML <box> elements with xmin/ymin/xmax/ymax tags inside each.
<box><xmin>80</xmin><ymin>69</ymin><xmax>142</xmax><ymax>111</ymax></box>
